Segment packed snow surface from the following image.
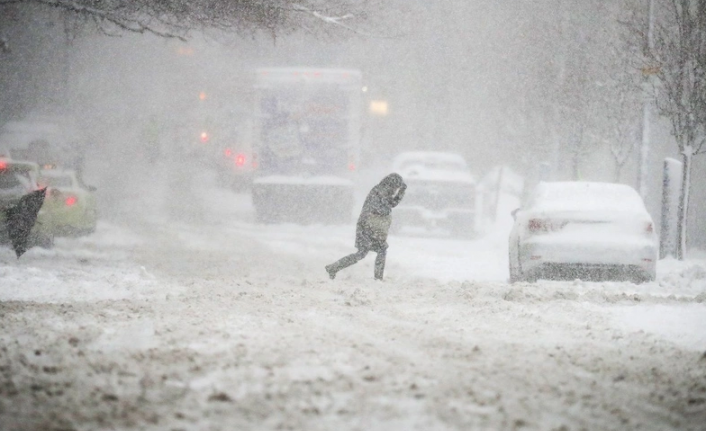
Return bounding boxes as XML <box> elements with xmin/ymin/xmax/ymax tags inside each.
<box><xmin>1</xmin><ymin>169</ymin><xmax>705</xmax><ymax>431</ymax></box>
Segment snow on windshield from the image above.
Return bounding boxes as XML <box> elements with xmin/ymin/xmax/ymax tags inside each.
<box><xmin>38</xmin><ymin>175</ymin><xmax>73</xmax><ymax>188</ymax></box>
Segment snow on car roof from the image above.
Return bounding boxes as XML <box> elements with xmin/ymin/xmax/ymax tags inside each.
<box><xmin>400</xmin><ymin>166</ymin><xmax>476</xmax><ymax>183</ymax></box>
<box><xmin>392</xmin><ymin>151</ymin><xmax>468</xmax><ymax>169</ymax></box>
<box><xmin>39</xmin><ymin>168</ymin><xmax>75</xmax><ymax>178</ymax></box>
<box><xmin>392</xmin><ymin>151</ymin><xmax>475</xmax><ymax>183</ymax></box>
<box><xmin>531</xmin><ymin>181</ymin><xmax>648</xmax><ymax>213</ymax></box>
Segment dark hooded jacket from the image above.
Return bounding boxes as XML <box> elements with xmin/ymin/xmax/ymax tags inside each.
<box><xmin>355</xmin><ymin>173</ymin><xmax>406</xmax><ymax>251</ymax></box>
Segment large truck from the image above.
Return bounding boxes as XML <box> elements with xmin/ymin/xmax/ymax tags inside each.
<box><xmin>251</xmin><ymin>68</ymin><xmax>362</xmax><ymax>224</ymax></box>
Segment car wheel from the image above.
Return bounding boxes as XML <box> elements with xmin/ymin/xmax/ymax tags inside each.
<box><xmin>632</xmin><ymin>273</ymin><xmax>655</xmax><ymax>284</ymax></box>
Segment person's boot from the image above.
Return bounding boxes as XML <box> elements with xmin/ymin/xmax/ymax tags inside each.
<box><xmin>374</xmin><ymin>251</ymin><xmax>386</xmax><ymax>281</ymax></box>
<box><xmin>326</xmin><ymin>250</ymin><xmax>368</xmax><ymax>280</ymax></box>
<box><xmin>325</xmin><ymin>264</ymin><xmax>337</xmax><ymax>280</ymax></box>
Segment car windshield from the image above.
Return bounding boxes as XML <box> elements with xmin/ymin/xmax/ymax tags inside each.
<box><xmin>0</xmin><ymin>170</ymin><xmax>31</xmax><ymax>191</ymax></box>
<box><xmin>39</xmin><ymin>176</ymin><xmax>73</xmax><ymax>188</ymax></box>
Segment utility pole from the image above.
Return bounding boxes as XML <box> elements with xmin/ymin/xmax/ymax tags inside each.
<box><xmin>637</xmin><ymin>0</ymin><xmax>655</xmax><ymax>199</ymax></box>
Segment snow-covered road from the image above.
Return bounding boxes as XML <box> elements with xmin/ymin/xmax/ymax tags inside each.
<box><xmin>1</xmin><ymin>170</ymin><xmax>706</xmax><ymax>430</ymax></box>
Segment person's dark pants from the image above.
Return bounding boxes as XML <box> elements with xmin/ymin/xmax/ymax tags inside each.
<box><xmin>327</xmin><ymin>244</ymin><xmax>387</xmax><ymax>280</ymax></box>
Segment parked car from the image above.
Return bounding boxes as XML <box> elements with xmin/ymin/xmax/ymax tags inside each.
<box><xmin>0</xmin><ymin>158</ymin><xmax>54</xmax><ymax>249</ymax></box>
<box><xmin>390</xmin><ymin>151</ymin><xmax>476</xmax><ymax>237</ymax></box>
<box><xmin>38</xmin><ymin>168</ymin><xmax>97</xmax><ymax>236</ymax></box>
<box><xmin>508</xmin><ymin>181</ymin><xmax>657</xmax><ymax>283</ymax></box>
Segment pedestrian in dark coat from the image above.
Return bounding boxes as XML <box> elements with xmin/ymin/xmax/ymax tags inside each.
<box><xmin>326</xmin><ymin>173</ymin><xmax>407</xmax><ymax>280</ymax></box>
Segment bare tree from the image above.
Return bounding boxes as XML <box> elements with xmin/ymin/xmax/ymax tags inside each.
<box><xmin>555</xmin><ymin>34</ymin><xmax>604</xmax><ymax>181</ymax></box>
<box><xmin>630</xmin><ymin>0</ymin><xmax>706</xmax><ymax>259</ymax></box>
<box><xmin>606</xmin><ymin>96</ymin><xmax>639</xmax><ymax>182</ymax></box>
<box><xmin>599</xmin><ymin>72</ymin><xmax>642</xmax><ymax>182</ymax></box>
<box><xmin>0</xmin><ymin>0</ymin><xmax>378</xmax><ymax>40</ymax></box>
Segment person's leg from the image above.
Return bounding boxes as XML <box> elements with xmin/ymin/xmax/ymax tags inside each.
<box><xmin>374</xmin><ymin>243</ymin><xmax>388</xmax><ymax>280</ymax></box>
<box><xmin>326</xmin><ymin>249</ymin><xmax>369</xmax><ymax>279</ymax></box>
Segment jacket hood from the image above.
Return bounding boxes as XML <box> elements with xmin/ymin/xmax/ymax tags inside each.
<box><xmin>379</xmin><ymin>173</ymin><xmax>404</xmax><ymax>189</ymax></box>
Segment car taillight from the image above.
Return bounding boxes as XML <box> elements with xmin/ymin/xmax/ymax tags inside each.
<box><xmin>224</xmin><ymin>148</ymin><xmax>232</xmax><ymax>157</ymax></box>
<box><xmin>200</xmin><ymin>131</ymin><xmax>209</xmax><ymax>143</ymax></box>
<box><xmin>528</xmin><ymin>219</ymin><xmax>549</xmax><ymax>233</ymax></box>
<box><xmin>235</xmin><ymin>154</ymin><xmax>246</xmax><ymax>167</ymax></box>
<box><xmin>65</xmin><ymin>195</ymin><xmax>77</xmax><ymax>206</ymax></box>
<box><xmin>528</xmin><ymin>219</ymin><xmax>566</xmax><ymax>234</ymax></box>
<box><xmin>0</xmin><ymin>160</ymin><xmax>6</xmax><ymax>170</ymax></box>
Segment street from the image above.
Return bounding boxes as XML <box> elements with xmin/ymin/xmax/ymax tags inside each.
<box><xmin>1</xmin><ymin>171</ymin><xmax>705</xmax><ymax>431</ymax></box>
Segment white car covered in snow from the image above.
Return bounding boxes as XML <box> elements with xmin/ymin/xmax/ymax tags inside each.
<box><xmin>391</xmin><ymin>151</ymin><xmax>476</xmax><ymax>237</ymax></box>
<box><xmin>508</xmin><ymin>181</ymin><xmax>657</xmax><ymax>283</ymax></box>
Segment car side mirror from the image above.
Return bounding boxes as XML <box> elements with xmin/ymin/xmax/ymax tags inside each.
<box><xmin>511</xmin><ymin>208</ymin><xmax>521</xmax><ymax>220</ymax></box>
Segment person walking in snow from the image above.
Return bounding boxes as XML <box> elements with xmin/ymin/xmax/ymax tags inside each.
<box><xmin>326</xmin><ymin>173</ymin><xmax>407</xmax><ymax>281</ymax></box>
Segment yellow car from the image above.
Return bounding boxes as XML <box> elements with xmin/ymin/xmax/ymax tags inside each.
<box><xmin>0</xmin><ymin>158</ymin><xmax>55</xmax><ymax>249</ymax></box>
<box><xmin>38</xmin><ymin>168</ymin><xmax>98</xmax><ymax>236</ymax></box>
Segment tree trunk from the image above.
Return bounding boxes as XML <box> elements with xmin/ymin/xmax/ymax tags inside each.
<box><xmin>676</xmin><ymin>150</ymin><xmax>692</xmax><ymax>260</ymax></box>
<box><xmin>614</xmin><ymin>162</ymin><xmax>622</xmax><ymax>182</ymax></box>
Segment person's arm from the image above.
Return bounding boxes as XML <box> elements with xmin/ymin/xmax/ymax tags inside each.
<box><xmin>390</xmin><ymin>182</ymin><xmax>407</xmax><ymax>208</ymax></box>
<box><xmin>366</xmin><ymin>187</ymin><xmax>391</xmax><ymax>216</ymax></box>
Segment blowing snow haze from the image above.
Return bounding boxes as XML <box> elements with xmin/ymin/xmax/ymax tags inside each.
<box><xmin>1</xmin><ymin>1</ymin><xmax>706</xmax><ymax>430</ymax></box>
<box><xmin>0</xmin><ymin>1</ymin><xmax>704</xmax><ymax>236</ymax></box>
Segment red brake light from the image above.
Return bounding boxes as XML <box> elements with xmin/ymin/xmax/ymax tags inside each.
<box><xmin>65</xmin><ymin>196</ymin><xmax>77</xmax><ymax>206</ymax></box>
<box><xmin>235</xmin><ymin>154</ymin><xmax>246</xmax><ymax>167</ymax></box>
<box><xmin>200</xmin><ymin>132</ymin><xmax>209</xmax><ymax>143</ymax></box>
<box><xmin>528</xmin><ymin>219</ymin><xmax>548</xmax><ymax>233</ymax></box>
<box><xmin>224</xmin><ymin>148</ymin><xmax>232</xmax><ymax>158</ymax></box>
<box><xmin>528</xmin><ymin>219</ymin><xmax>567</xmax><ymax>234</ymax></box>
<box><xmin>0</xmin><ymin>160</ymin><xmax>7</xmax><ymax>170</ymax></box>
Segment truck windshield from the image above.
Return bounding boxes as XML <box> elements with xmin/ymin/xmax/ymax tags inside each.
<box><xmin>258</xmin><ymin>85</ymin><xmax>351</xmax><ymax>175</ymax></box>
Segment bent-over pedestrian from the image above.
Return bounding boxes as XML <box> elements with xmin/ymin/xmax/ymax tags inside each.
<box><xmin>325</xmin><ymin>173</ymin><xmax>407</xmax><ymax>280</ymax></box>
